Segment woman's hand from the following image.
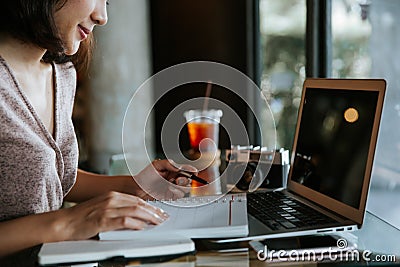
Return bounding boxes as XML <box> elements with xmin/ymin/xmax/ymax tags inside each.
<box><xmin>132</xmin><ymin>159</ymin><xmax>197</xmax><ymax>200</ymax></box>
<box><xmin>0</xmin><ymin>191</ymin><xmax>169</xmax><ymax>256</ymax></box>
<box><xmin>58</xmin><ymin>191</ymin><xmax>169</xmax><ymax>241</ymax></box>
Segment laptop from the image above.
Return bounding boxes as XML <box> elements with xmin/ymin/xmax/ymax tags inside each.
<box><xmin>218</xmin><ymin>78</ymin><xmax>386</xmax><ymax>243</ymax></box>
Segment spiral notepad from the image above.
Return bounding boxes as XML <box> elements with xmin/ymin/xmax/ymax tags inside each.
<box><xmin>99</xmin><ymin>193</ymin><xmax>248</xmax><ymax>240</ymax></box>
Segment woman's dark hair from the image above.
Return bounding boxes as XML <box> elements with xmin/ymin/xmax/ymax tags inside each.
<box><xmin>0</xmin><ymin>0</ymin><xmax>92</xmax><ymax>73</ymax></box>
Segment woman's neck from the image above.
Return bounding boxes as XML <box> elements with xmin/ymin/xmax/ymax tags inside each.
<box><xmin>0</xmin><ymin>34</ymin><xmax>48</xmax><ymax>72</ymax></box>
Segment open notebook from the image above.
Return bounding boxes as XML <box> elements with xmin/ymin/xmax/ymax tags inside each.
<box><xmin>99</xmin><ymin>193</ymin><xmax>248</xmax><ymax>240</ymax></box>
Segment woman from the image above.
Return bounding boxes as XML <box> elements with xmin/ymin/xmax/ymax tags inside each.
<box><xmin>0</xmin><ymin>0</ymin><xmax>193</xmax><ymax>258</ymax></box>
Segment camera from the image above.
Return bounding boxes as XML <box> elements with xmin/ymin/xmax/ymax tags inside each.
<box><xmin>225</xmin><ymin>146</ymin><xmax>290</xmax><ymax>191</ymax></box>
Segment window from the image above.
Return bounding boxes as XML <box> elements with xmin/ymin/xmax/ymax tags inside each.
<box><xmin>332</xmin><ymin>0</ymin><xmax>400</xmax><ymax>228</ymax></box>
<box><xmin>332</xmin><ymin>0</ymin><xmax>371</xmax><ymax>78</ymax></box>
<box><xmin>259</xmin><ymin>0</ymin><xmax>307</xmax><ymax>150</ymax></box>
<box><xmin>260</xmin><ymin>0</ymin><xmax>400</xmax><ymax>228</ymax></box>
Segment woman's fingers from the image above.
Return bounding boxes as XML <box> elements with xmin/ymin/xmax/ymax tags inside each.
<box><xmin>178</xmin><ymin>164</ymin><xmax>198</xmax><ymax>174</ymax></box>
<box><xmin>97</xmin><ymin>191</ymin><xmax>147</xmax><ymax>207</ymax></box>
<box><xmin>98</xmin><ymin>192</ymin><xmax>169</xmax><ymax>222</ymax></box>
<box><xmin>152</xmin><ymin>159</ymin><xmax>197</xmax><ymax>187</ymax></box>
<box><xmin>134</xmin><ymin>159</ymin><xmax>199</xmax><ymax>200</ymax></box>
<box><xmin>106</xmin><ymin>205</ymin><xmax>168</xmax><ymax>225</ymax></box>
<box><xmin>167</xmin><ymin>186</ymin><xmax>186</xmax><ymax>199</ymax></box>
<box><xmin>102</xmin><ymin>217</ymin><xmax>148</xmax><ymax>232</ymax></box>
<box><xmin>153</xmin><ymin>159</ymin><xmax>198</xmax><ymax>174</ymax></box>
<box><xmin>152</xmin><ymin>159</ymin><xmax>179</xmax><ymax>172</ymax></box>
<box><xmin>175</xmin><ymin>177</ymin><xmax>191</xmax><ymax>186</ymax></box>
<box><xmin>68</xmin><ymin>192</ymin><xmax>169</xmax><ymax>238</ymax></box>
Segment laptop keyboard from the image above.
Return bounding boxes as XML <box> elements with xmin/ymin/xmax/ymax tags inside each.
<box><xmin>248</xmin><ymin>191</ymin><xmax>337</xmax><ymax>231</ymax></box>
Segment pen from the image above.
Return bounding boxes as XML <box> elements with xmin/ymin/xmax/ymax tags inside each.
<box><xmin>178</xmin><ymin>170</ymin><xmax>210</xmax><ymax>185</ymax></box>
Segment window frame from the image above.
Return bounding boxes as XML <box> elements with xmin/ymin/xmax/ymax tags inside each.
<box><xmin>305</xmin><ymin>0</ymin><xmax>332</xmax><ymax>78</ymax></box>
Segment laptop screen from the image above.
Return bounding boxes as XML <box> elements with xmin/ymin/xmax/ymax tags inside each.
<box><xmin>291</xmin><ymin>88</ymin><xmax>379</xmax><ymax>209</ymax></box>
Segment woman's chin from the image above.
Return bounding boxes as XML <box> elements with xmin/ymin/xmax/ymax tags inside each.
<box><xmin>64</xmin><ymin>42</ymin><xmax>81</xmax><ymax>56</ymax></box>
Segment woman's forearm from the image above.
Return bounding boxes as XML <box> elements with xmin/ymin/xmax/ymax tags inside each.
<box><xmin>0</xmin><ymin>209</ymin><xmax>67</xmax><ymax>257</ymax></box>
<box><xmin>0</xmin><ymin>189</ymin><xmax>169</xmax><ymax>257</ymax></box>
<box><xmin>65</xmin><ymin>169</ymin><xmax>135</xmax><ymax>203</ymax></box>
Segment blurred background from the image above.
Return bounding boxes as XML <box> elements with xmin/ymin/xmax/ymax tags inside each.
<box><xmin>73</xmin><ymin>0</ymin><xmax>400</xmax><ymax>229</ymax></box>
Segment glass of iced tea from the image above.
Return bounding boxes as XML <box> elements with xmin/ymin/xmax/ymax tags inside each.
<box><xmin>184</xmin><ymin>109</ymin><xmax>223</xmax><ymax>152</ymax></box>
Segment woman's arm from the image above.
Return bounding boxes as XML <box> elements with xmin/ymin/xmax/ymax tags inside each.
<box><xmin>64</xmin><ymin>169</ymin><xmax>134</xmax><ymax>203</ymax></box>
<box><xmin>0</xmin><ymin>160</ymin><xmax>193</xmax><ymax>257</ymax></box>
<box><xmin>0</xmin><ymin>191</ymin><xmax>168</xmax><ymax>257</ymax></box>
<box><xmin>66</xmin><ymin>160</ymin><xmax>195</xmax><ymax>203</ymax></box>
<box><xmin>0</xmin><ymin>208</ymin><xmax>65</xmax><ymax>257</ymax></box>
